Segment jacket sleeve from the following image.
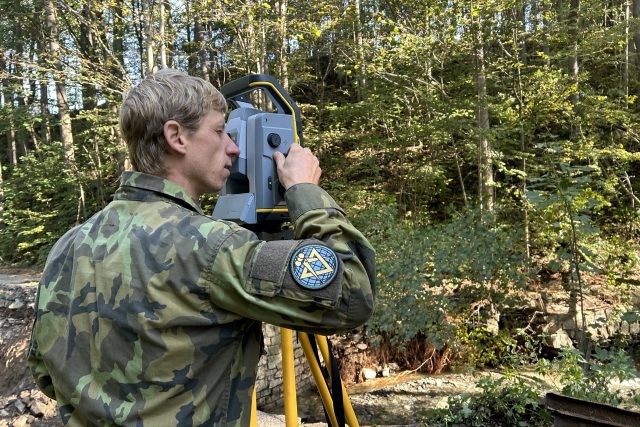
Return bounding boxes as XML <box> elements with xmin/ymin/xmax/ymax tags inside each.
<box><xmin>205</xmin><ymin>184</ymin><xmax>376</xmax><ymax>335</ymax></box>
<box><xmin>27</xmin><ymin>314</ymin><xmax>56</xmax><ymax>400</ymax></box>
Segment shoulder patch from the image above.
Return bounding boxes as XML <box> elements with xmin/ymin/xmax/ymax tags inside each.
<box><xmin>290</xmin><ymin>244</ymin><xmax>339</xmax><ymax>290</ymax></box>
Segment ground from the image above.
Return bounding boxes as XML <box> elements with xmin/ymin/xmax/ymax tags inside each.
<box><xmin>0</xmin><ymin>267</ymin><xmax>489</xmax><ymax>427</ymax></box>
<box><xmin>0</xmin><ymin>267</ymin><xmax>60</xmax><ymax>427</ymax></box>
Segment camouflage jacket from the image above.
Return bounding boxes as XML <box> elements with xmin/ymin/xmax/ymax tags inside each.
<box><xmin>28</xmin><ymin>171</ymin><xmax>375</xmax><ymax>426</ymax></box>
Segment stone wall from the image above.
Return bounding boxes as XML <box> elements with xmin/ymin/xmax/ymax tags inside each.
<box><xmin>527</xmin><ymin>285</ymin><xmax>640</xmax><ymax>350</ymax></box>
<box><xmin>255</xmin><ymin>324</ymin><xmax>315</xmax><ymax>410</ymax></box>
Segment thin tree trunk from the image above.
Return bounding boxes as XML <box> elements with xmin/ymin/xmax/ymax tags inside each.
<box><xmin>112</xmin><ymin>0</ymin><xmax>125</xmax><ymax>82</ymax></box>
<box><xmin>133</xmin><ymin>0</ymin><xmax>145</xmax><ymax>78</ymax></box>
<box><xmin>454</xmin><ymin>147</ymin><xmax>468</xmax><ymax>207</ymax></box>
<box><xmin>542</xmin><ymin>0</ymin><xmax>551</xmax><ymax>68</ymax></box>
<box><xmin>185</xmin><ymin>0</ymin><xmax>196</xmax><ymax>74</ymax></box>
<box><xmin>193</xmin><ymin>1</ymin><xmax>209</xmax><ymax>78</ymax></box>
<box><xmin>354</xmin><ymin>0</ymin><xmax>365</xmax><ymax>99</ymax></box>
<box><xmin>624</xmin><ymin>0</ymin><xmax>630</xmax><ymax>108</ymax></box>
<box><xmin>278</xmin><ymin>0</ymin><xmax>289</xmax><ymax>90</ymax></box>
<box><xmin>45</xmin><ymin>0</ymin><xmax>75</xmax><ymax>163</ymax></box>
<box><xmin>80</xmin><ymin>1</ymin><xmax>98</xmax><ymax>110</ymax></box>
<box><xmin>45</xmin><ymin>0</ymin><xmax>84</xmax><ymax>220</ymax></box>
<box><xmin>247</xmin><ymin>0</ymin><xmax>257</xmax><ymax>74</ymax></box>
<box><xmin>473</xmin><ymin>12</ymin><xmax>493</xmax><ymax>212</ymax></box>
<box><xmin>1</xmin><ymin>54</ymin><xmax>18</xmax><ymax>169</ymax></box>
<box><xmin>0</xmin><ymin>153</ymin><xmax>4</xmax><ymax>202</ymax></box>
<box><xmin>111</xmin><ymin>0</ymin><xmax>130</xmax><ymax>172</ymax></box>
<box><xmin>515</xmin><ymin>3</ymin><xmax>531</xmax><ymax>260</ymax></box>
<box><xmin>39</xmin><ymin>73</ymin><xmax>51</xmax><ymax>145</ymax></box>
<box><xmin>568</xmin><ymin>0</ymin><xmax>580</xmax><ymax>106</ymax></box>
<box><xmin>143</xmin><ymin>0</ymin><xmax>156</xmax><ymax>75</ymax></box>
<box><xmin>159</xmin><ymin>0</ymin><xmax>167</xmax><ymax>68</ymax></box>
<box><xmin>633</xmin><ymin>0</ymin><xmax>640</xmax><ymax>67</ymax></box>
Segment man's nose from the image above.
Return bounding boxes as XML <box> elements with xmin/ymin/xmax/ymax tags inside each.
<box><xmin>227</xmin><ymin>135</ymin><xmax>240</xmax><ymax>157</ymax></box>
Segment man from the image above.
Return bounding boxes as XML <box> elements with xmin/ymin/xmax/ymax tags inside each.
<box><xmin>28</xmin><ymin>69</ymin><xmax>375</xmax><ymax>426</ymax></box>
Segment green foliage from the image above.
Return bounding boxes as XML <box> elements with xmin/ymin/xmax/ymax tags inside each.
<box><xmin>537</xmin><ymin>347</ymin><xmax>640</xmax><ymax>409</ymax></box>
<box><xmin>0</xmin><ymin>143</ymin><xmax>80</xmax><ymax>264</ymax></box>
<box><xmin>362</xmin><ymin>204</ymin><xmax>528</xmax><ymax>351</ymax></box>
<box><xmin>453</xmin><ymin>327</ymin><xmax>518</xmax><ymax>369</ymax></box>
<box><xmin>430</xmin><ymin>343</ymin><xmax>640</xmax><ymax>427</ymax></box>
<box><xmin>428</xmin><ymin>370</ymin><xmax>552</xmax><ymax>427</ymax></box>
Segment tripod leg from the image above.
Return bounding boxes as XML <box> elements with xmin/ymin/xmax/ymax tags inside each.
<box><xmin>315</xmin><ymin>335</ymin><xmax>360</xmax><ymax>427</ymax></box>
<box><xmin>298</xmin><ymin>332</ymin><xmax>340</xmax><ymax>427</ymax></box>
<box><xmin>251</xmin><ymin>386</ymin><xmax>258</xmax><ymax>427</ymax></box>
<box><xmin>280</xmin><ymin>328</ymin><xmax>298</xmax><ymax>427</ymax></box>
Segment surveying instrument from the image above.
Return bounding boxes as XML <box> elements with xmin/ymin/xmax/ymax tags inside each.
<box><xmin>212</xmin><ymin>74</ymin><xmax>360</xmax><ymax>427</ymax></box>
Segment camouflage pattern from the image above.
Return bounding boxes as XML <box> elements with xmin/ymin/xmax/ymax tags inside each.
<box><xmin>28</xmin><ymin>172</ymin><xmax>376</xmax><ymax>426</ymax></box>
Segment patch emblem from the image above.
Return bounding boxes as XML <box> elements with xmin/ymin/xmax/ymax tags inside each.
<box><xmin>290</xmin><ymin>244</ymin><xmax>339</xmax><ymax>290</ymax></box>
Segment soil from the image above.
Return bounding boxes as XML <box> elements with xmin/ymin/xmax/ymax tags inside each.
<box><xmin>0</xmin><ymin>267</ymin><xmax>60</xmax><ymax>427</ymax></box>
<box><xmin>0</xmin><ymin>267</ymin><xmax>485</xmax><ymax>427</ymax></box>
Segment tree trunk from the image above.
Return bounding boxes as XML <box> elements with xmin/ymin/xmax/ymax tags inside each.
<box><xmin>0</xmin><ymin>153</ymin><xmax>4</xmax><ymax>202</ymax></box>
<box><xmin>473</xmin><ymin>13</ymin><xmax>494</xmax><ymax>212</ymax></box>
<box><xmin>166</xmin><ymin>1</ymin><xmax>175</xmax><ymax>68</ymax></box>
<box><xmin>247</xmin><ymin>0</ymin><xmax>257</xmax><ymax>74</ymax></box>
<box><xmin>143</xmin><ymin>0</ymin><xmax>156</xmax><ymax>75</ymax></box>
<box><xmin>542</xmin><ymin>0</ymin><xmax>551</xmax><ymax>68</ymax></box>
<box><xmin>193</xmin><ymin>1</ymin><xmax>209</xmax><ymax>79</ymax></box>
<box><xmin>278</xmin><ymin>0</ymin><xmax>289</xmax><ymax>90</ymax></box>
<box><xmin>1</xmin><ymin>53</ymin><xmax>18</xmax><ymax>169</ymax></box>
<box><xmin>515</xmin><ymin>4</ymin><xmax>531</xmax><ymax>260</ymax></box>
<box><xmin>354</xmin><ymin>0</ymin><xmax>365</xmax><ymax>99</ymax></box>
<box><xmin>110</xmin><ymin>0</ymin><xmax>130</xmax><ymax>172</ymax></box>
<box><xmin>45</xmin><ymin>0</ymin><xmax>84</xmax><ymax>220</ymax></box>
<box><xmin>159</xmin><ymin>0</ymin><xmax>167</xmax><ymax>68</ymax></box>
<box><xmin>79</xmin><ymin>2</ymin><xmax>98</xmax><ymax>110</ymax></box>
<box><xmin>633</xmin><ymin>0</ymin><xmax>640</xmax><ymax>66</ymax></box>
<box><xmin>39</xmin><ymin>72</ymin><xmax>51</xmax><ymax>145</ymax></box>
<box><xmin>568</xmin><ymin>0</ymin><xmax>580</xmax><ymax>105</ymax></box>
<box><xmin>112</xmin><ymin>0</ymin><xmax>125</xmax><ymax>82</ymax></box>
<box><xmin>624</xmin><ymin>0</ymin><xmax>630</xmax><ymax>108</ymax></box>
<box><xmin>45</xmin><ymin>0</ymin><xmax>75</xmax><ymax>163</ymax></box>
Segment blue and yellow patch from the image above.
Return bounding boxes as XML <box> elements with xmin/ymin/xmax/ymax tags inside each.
<box><xmin>290</xmin><ymin>244</ymin><xmax>338</xmax><ymax>290</ymax></box>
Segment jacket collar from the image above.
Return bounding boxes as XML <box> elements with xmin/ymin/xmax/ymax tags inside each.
<box><xmin>115</xmin><ymin>171</ymin><xmax>204</xmax><ymax>215</ymax></box>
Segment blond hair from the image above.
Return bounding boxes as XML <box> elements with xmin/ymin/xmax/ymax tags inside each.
<box><xmin>119</xmin><ymin>69</ymin><xmax>227</xmax><ymax>175</ymax></box>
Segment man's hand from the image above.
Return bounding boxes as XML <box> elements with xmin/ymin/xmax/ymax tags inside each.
<box><xmin>273</xmin><ymin>144</ymin><xmax>322</xmax><ymax>190</ymax></box>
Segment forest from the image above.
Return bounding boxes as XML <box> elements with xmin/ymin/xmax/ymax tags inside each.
<box><xmin>0</xmin><ymin>0</ymin><xmax>639</xmax><ymax>424</ymax></box>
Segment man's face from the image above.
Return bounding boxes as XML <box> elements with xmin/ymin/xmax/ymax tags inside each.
<box><xmin>182</xmin><ymin>110</ymin><xmax>239</xmax><ymax>198</ymax></box>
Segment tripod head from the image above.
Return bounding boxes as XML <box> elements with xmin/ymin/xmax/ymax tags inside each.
<box><xmin>212</xmin><ymin>75</ymin><xmax>303</xmax><ymax>227</ymax></box>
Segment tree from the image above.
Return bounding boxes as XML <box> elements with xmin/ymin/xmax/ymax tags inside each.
<box><xmin>44</xmin><ymin>0</ymin><xmax>75</xmax><ymax>164</ymax></box>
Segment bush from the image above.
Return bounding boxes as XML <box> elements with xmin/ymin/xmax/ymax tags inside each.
<box><xmin>428</xmin><ymin>370</ymin><xmax>552</xmax><ymax>427</ymax></box>
<box><xmin>0</xmin><ymin>142</ymin><xmax>80</xmax><ymax>264</ymax></box>
<box><xmin>537</xmin><ymin>346</ymin><xmax>640</xmax><ymax>410</ymax></box>
<box><xmin>362</xmin><ymin>206</ymin><xmax>528</xmax><ymax>362</ymax></box>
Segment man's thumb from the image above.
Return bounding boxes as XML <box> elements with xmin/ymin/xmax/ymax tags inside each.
<box><xmin>273</xmin><ymin>151</ymin><xmax>285</xmax><ymax>167</ymax></box>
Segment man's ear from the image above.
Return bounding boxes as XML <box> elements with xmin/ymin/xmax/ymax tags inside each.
<box><xmin>163</xmin><ymin>120</ymin><xmax>187</xmax><ymax>155</ymax></box>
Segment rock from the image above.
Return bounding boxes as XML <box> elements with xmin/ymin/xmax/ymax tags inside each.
<box><xmin>14</xmin><ymin>398</ymin><xmax>26</xmax><ymax>414</ymax></box>
<box><xmin>8</xmin><ymin>299</ymin><xmax>25</xmax><ymax>310</ymax></box>
<box><xmin>356</xmin><ymin>343</ymin><xmax>368</xmax><ymax>351</ymax></box>
<box><xmin>29</xmin><ymin>400</ymin><xmax>44</xmax><ymax>417</ymax></box>
<box><xmin>546</xmin><ymin>330</ymin><xmax>574</xmax><ymax>349</ymax></box>
<box><xmin>361</xmin><ymin>368</ymin><xmax>377</xmax><ymax>380</ymax></box>
<box><xmin>12</xmin><ymin>414</ymin><xmax>34</xmax><ymax>427</ymax></box>
<box><xmin>381</xmin><ymin>368</ymin><xmax>390</xmax><ymax>377</ymax></box>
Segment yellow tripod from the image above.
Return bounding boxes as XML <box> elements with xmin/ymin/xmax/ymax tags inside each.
<box><xmin>251</xmin><ymin>328</ymin><xmax>360</xmax><ymax>427</ymax></box>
